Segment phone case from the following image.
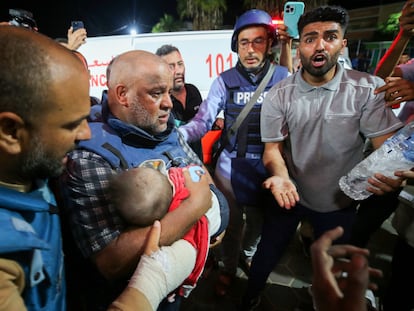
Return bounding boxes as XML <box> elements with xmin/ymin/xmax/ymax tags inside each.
<box><xmin>284</xmin><ymin>1</ymin><xmax>305</xmax><ymax>39</ymax></box>
<box><xmin>71</xmin><ymin>21</ymin><xmax>84</xmax><ymax>31</ymax></box>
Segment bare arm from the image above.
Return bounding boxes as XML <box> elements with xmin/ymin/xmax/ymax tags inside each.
<box><xmin>262</xmin><ymin>141</ymin><xmax>299</xmax><ymax>209</ymax></box>
<box><xmin>369</xmin><ymin>131</ymin><xmax>396</xmax><ymax>150</ymax></box>
<box><xmin>108</xmin><ymin>221</ymin><xmax>195</xmax><ymax>311</ymax></box>
<box><xmin>374</xmin><ymin>31</ymin><xmax>411</xmax><ymax>79</ymax></box>
<box><xmin>93</xmin><ymin>169</ymin><xmax>212</xmax><ymax>279</ymax></box>
<box><xmin>374</xmin><ymin>1</ymin><xmax>414</xmax><ymax>78</ymax></box>
<box><xmin>277</xmin><ymin>24</ymin><xmax>293</xmax><ymax>73</ymax></box>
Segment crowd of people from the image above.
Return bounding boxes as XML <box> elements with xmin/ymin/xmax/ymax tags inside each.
<box><xmin>179</xmin><ymin>8</ymin><xmax>292</xmax><ymax>298</ymax></box>
<box><xmin>1</xmin><ymin>2</ymin><xmax>414</xmax><ymax>311</ymax></box>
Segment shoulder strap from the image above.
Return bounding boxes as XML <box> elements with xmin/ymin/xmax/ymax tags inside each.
<box><xmin>226</xmin><ymin>62</ymin><xmax>276</xmax><ymax>142</ymax></box>
<box><xmin>212</xmin><ymin>62</ymin><xmax>276</xmax><ymax>164</ymax></box>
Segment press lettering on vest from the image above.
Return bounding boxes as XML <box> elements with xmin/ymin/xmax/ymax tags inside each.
<box><xmin>235</xmin><ymin>91</ymin><xmax>268</xmax><ymax>105</ymax></box>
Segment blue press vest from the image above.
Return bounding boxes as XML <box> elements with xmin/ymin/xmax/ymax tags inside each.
<box><xmin>78</xmin><ymin>118</ymin><xmax>193</xmax><ymax>170</ymax></box>
<box><xmin>0</xmin><ymin>184</ymin><xmax>66</xmax><ymax>311</ymax></box>
<box><xmin>220</xmin><ymin>63</ymin><xmax>288</xmax><ymax>155</ymax></box>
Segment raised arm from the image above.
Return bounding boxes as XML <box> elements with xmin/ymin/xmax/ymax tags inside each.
<box><xmin>374</xmin><ymin>0</ymin><xmax>414</xmax><ymax>79</ymax></box>
<box><xmin>276</xmin><ymin>23</ymin><xmax>293</xmax><ymax>73</ymax></box>
<box><xmin>179</xmin><ymin>77</ymin><xmax>225</xmax><ymax>142</ymax></box>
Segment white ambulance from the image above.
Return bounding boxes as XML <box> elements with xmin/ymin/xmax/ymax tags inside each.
<box><xmin>79</xmin><ymin>30</ymin><xmax>351</xmax><ymax>99</ymax></box>
<box><xmin>79</xmin><ymin>30</ymin><xmax>237</xmax><ymax>99</ymax></box>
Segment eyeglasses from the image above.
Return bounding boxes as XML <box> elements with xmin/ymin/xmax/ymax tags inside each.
<box><xmin>238</xmin><ymin>37</ymin><xmax>266</xmax><ymax>50</ymax></box>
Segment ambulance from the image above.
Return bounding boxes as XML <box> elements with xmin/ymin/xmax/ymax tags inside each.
<box><xmin>78</xmin><ymin>29</ymin><xmax>351</xmax><ymax>99</ymax></box>
<box><xmin>79</xmin><ymin>30</ymin><xmax>238</xmax><ymax>99</ymax></box>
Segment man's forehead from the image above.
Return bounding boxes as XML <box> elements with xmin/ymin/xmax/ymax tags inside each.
<box><xmin>303</xmin><ymin>21</ymin><xmax>341</xmax><ymax>30</ymax></box>
<box><xmin>238</xmin><ymin>26</ymin><xmax>268</xmax><ymax>37</ymax></box>
<box><xmin>302</xmin><ymin>21</ymin><xmax>342</xmax><ymax>35</ymax></box>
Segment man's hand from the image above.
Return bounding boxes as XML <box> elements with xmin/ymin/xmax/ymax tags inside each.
<box><xmin>66</xmin><ymin>26</ymin><xmax>87</xmax><ymax>50</ymax></box>
<box><xmin>276</xmin><ymin>23</ymin><xmax>293</xmax><ymax>45</ymax></box>
<box><xmin>310</xmin><ymin>227</ymin><xmax>383</xmax><ymax>311</ymax></box>
<box><xmin>368</xmin><ymin>168</ymin><xmax>414</xmax><ymax>196</ymax></box>
<box><xmin>375</xmin><ymin>77</ymin><xmax>414</xmax><ymax>108</ymax></box>
<box><xmin>366</xmin><ymin>172</ymin><xmax>405</xmax><ymax>195</ymax></box>
<box><xmin>395</xmin><ymin>168</ymin><xmax>414</xmax><ymax>179</ymax></box>
<box><xmin>262</xmin><ymin>176</ymin><xmax>299</xmax><ymax>209</ymax></box>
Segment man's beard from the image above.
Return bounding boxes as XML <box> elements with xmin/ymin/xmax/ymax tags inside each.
<box><xmin>21</xmin><ymin>135</ymin><xmax>65</xmax><ymax>180</ymax></box>
<box><xmin>173</xmin><ymin>84</ymin><xmax>183</xmax><ymax>91</ymax></box>
<box><xmin>301</xmin><ymin>51</ymin><xmax>341</xmax><ymax>77</ymax></box>
<box><xmin>244</xmin><ymin>60</ymin><xmax>266</xmax><ymax>74</ymax></box>
<box><xmin>173</xmin><ymin>78</ymin><xmax>184</xmax><ymax>91</ymax></box>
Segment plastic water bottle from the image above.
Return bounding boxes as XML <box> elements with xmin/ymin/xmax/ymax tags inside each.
<box><xmin>339</xmin><ymin>122</ymin><xmax>414</xmax><ymax>200</ymax></box>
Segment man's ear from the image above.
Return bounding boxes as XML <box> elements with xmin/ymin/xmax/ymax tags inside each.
<box><xmin>341</xmin><ymin>38</ymin><xmax>348</xmax><ymax>53</ymax></box>
<box><xmin>115</xmin><ymin>84</ymin><xmax>129</xmax><ymax>108</ymax></box>
<box><xmin>0</xmin><ymin>112</ymin><xmax>25</xmax><ymax>155</ymax></box>
<box><xmin>267</xmin><ymin>38</ymin><xmax>274</xmax><ymax>55</ymax></box>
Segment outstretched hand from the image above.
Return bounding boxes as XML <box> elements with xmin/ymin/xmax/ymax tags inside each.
<box><xmin>310</xmin><ymin>227</ymin><xmax>383</xmax><ymax>311</ymax></box>
<box><xmin>262</xmin><ymin>175</ymin><xmax>299</xmax><ymax>209</ymax></box>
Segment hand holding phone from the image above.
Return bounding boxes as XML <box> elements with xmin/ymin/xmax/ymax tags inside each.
<box><xmin>71</xmin><ymin>21</ymin><xmax>84</xmax><ymax>32</ymax></box>
<box><xmin>68</xmin><ymin>21</ymin><xmax>87</xmax><ymax>50</ymax></box>
<box><xmin>283</xmin><ymin>2</ymin><xmax>305</xmax><ymax>39</ymax></box>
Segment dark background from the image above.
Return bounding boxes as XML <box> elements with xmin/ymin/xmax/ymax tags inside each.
<box><xmin>0</xmin><ymin>0</ymin><xmax>178</xmax><ymax>38</ymax></box>
<box><xmin>0</xmin><ymin>0</ymin><xmax>405</xmax><ymax>39</ymax></box>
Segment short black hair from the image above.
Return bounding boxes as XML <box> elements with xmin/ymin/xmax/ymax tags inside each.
<box><xmin>298</xmin><ymin>6</ymin><xmax>349</xmax><ymax>37</ymax></box>
<box><xmin>155</xmin><ymin>44</ymin><xmax>180</xmax><ymax>56</ymax></box>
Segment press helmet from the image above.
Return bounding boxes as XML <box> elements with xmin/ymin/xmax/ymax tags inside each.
<box><xmin>231</xmin><ymin>9</ymin><xmax>277</xmax><ymax>52</ymax></box>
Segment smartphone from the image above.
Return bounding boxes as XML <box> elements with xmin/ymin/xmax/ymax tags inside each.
<box><xmin>71</xmin><ymin>21</ymin><xmax>84</xmax><ymax>31</ymax></box>
<box><xmin>283</xmin><ymin>1</ymin><xmax>305</xmax><ymax>39</ymax></box>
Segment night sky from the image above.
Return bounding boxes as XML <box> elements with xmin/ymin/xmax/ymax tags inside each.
<box><xmin>0</xmin><ymin>0</ymin><xmax>178</xmax><ymax>38</ymax></box>
<box><xmin>0</xmin><ymin>0</ymin><xmax>405</xmax><ymax>39</ymax></box>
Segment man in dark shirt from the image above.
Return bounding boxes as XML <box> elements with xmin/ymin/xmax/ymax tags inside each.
<box><xmin>156</xmin><ymin>44</ymin><xmax>204</xmax><ymax>160</ymax></box>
